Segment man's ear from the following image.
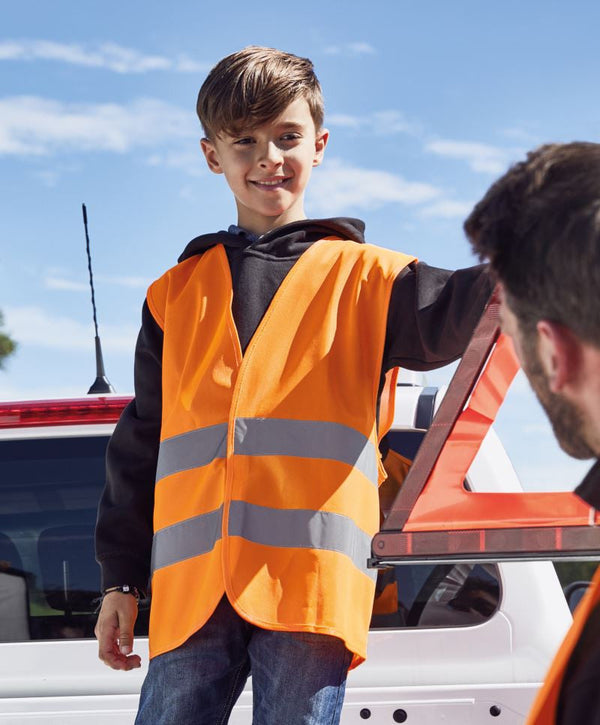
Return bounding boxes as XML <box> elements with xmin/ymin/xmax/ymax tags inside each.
<box><xmin>313</xmin><ymin>128</ymin><xmax>329</xmax><ymax>167</ymax></box>
<box><xmin>200</xmin><ymin>138</ymin><xmax>223</xmax><ymax>174</ymax></box>
<box><xmin>536</xmin><ymin>320</ymin><xmax>582</xmax><ymax>393</ymax></box>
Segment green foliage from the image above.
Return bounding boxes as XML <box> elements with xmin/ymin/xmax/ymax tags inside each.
<box><xmin>0</xmin><ymin>309</ymin><xmax>17</xmax><ymax>369</ymax></box>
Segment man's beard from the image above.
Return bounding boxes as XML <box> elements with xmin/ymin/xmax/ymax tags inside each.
<box><xmin>521</xmin><ymin>337</ymin><xmax>595</xmax><ymax>460</ymax></box>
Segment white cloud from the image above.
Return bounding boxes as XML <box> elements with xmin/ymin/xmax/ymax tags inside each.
<box><xmin>324</xmin><ymin>42</ymin><xmax>376</xmax><ymax>56</ymax></box>
<box><xmin>0</xmin><ymin>381</ymin><xmax>90</xmax><ymax>401</ymax></box>
<box><xmin>425</xmin><ymin>139</ymin><xmax>513</xmax><ymax>174</ymax></box>
<box><xmin>4</xmin><ymin>305</ymin><xmax>137</xmax><ymax>354</ymax></box>
<box><xmin>501</xmin><ymin>126</ymin><xmax>540</xmax><ymax>144</ymax></box>
<box><xmin>0</xmin><ymin>96</ymin><xmax>195</xmax><ymax>156</ymax></box>
<box><xmin>327</xmin><ymin>110</ymin><xmax>420</xmax><ymax>136</ymax></box>
<box><xmin>419</xmin><ymin>199</ymin><xmax>474</xmax><ymax>219</ymax></box>
<box><xmin>515</xmin><ymin>460</ymin><xmax>592</xmax><ymax>493</ymax></box>
<box><xmin>45</xmin><ymin>276</ymin><xmax>88</xmax><ymax>292</ymax></box>
<box><xmin>0</xmin><ymin>39</ymin><xmax>208</xmax><ymax>74</ymax></box>
<box><xmin>179</xmin><ymin>185</ymin><xmax>196</xmax><ymax>201</ymax></box>
<box><xmin>98</xmin><ymin>274</ymin><xmax>152</xmax><ymax>289</ymax></box>
<box><xmin>307</xmin><ymin>158</ymin><xmax>441</xmax><ymax>214</ymax></box>
<box><xmin>325</xmin><ymin>114</ymin><xmax>362</xmax><ymax>130</ymax></box>
<box><xmin>147</xmin><ymin>148</ymin><xmax>204</xmax><ymax>176</ymax></box>
<box><xmin>44</xmin><ymin>273</ymin><xmax>151</xmax><ymax>291</ymax></box>
<box><xmin>32</xmin><ymin>169</ymin><xmax>60</xmax><ymax>187</ymax></box>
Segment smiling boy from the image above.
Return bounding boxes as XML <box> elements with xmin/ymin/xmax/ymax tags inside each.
<box><xmin>95</xmin><ymin>46</ymin><xmax>492</xmax><ymax>724</ymax></box>
<box><xmin>200</xmin><ymin>95</ymin><xmax>328</xmax><ymax>235</ymax></box>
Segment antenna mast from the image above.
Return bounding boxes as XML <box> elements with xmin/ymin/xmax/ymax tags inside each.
<box><xmin>82</xmin><ymin>203</ymin><xmax>115</xmax><ymax>394</ymax></box>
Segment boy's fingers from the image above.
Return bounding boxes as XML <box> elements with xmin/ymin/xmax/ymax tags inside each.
<box><xmin>95</xmin><ymin>592</ymin><xmax>140</xmax><ymax>670</ymax></box>
<box><xmin>118</xmin><ymin>618</ymin><xmax>134</xmax><ymax>655</ymax></box>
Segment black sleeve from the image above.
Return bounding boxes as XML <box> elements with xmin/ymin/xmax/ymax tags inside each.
<box><xmin>383</xmin><ymin>261</ymin><xmax>492</xmax><ymax>372</ymax></box>
<box><xmin>95</xmin><ymin>300</ymin><xmax>163</xmax><ymax>593</ymax></box>
<box><xmin>557</xmin><ymin>601</ymin><xmax>600</xmax><ymax>725</ymax></box>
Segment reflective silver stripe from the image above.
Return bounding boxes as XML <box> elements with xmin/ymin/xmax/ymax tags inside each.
<box><xmin>156</xmin><ymin>418</ymin><xmax>377</xmax><ymax>485</ymax></box>
<box><xmin>151</xmin><ymin>506</ymin><xmax>222</xmax><ymax>573</ymax></box>
<box><xmin>155</xmin><ymin>423</ymin><xmax>228</xmax><ymax>483</ymax></box>
<box><xmin>151</xmin><ymin>502</ymin><xmax>375</xmax><ymax>579</ymax></box>
<box><xmin>235</xmin><ymin>418</ymin><xmax>378</xmax><ymax>486</ymax></box>
<box><xmin>228</xmin><ymin>500</ymin><xmax>375</xmax><ymax>578</ymax></box>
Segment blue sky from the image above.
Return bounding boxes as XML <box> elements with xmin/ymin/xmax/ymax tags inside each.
<box><xmin>1</xmin><ymin>0</ymin><xmax>596</xmax><ymax>490</ymax></box>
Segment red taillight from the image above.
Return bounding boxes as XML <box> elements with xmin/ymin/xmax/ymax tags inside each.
<box><xmin>0</xmin><ymin>396</ymin><xmax>132</xmax><ymax>429</ymax></box>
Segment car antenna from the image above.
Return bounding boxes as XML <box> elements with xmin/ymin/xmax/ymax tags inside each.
<box><xmin>82</xmin><ymin>203</ymin><xmax>115</xmax><ymax>394</ymax></box>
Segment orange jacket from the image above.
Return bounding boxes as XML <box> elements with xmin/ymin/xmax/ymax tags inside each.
<box><xmin>145</xmin><ymin>238</ymin><xmax>414</xmax><ymax>666</ymax></box>
<box><xmin>526</xmin><ymin>565</ymin><xmax>600</xmax><ymax>724</ymax></box>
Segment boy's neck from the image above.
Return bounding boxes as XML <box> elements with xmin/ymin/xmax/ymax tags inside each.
<box><xmin>236</xmin><ymin>202</ymin><xmax>307</xmax><ymax>237</ymax></box>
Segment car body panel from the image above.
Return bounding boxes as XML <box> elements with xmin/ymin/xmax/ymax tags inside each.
<box><xmin>0</xmin><ymin>388</ymin><xmax>572</xmax><ymax>723</ymax></box>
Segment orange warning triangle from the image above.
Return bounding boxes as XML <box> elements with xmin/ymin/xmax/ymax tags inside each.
<box><xmin>372</xmin><ymin>293</ymin><xmax>600</xmax><ymax>564</ymax></box>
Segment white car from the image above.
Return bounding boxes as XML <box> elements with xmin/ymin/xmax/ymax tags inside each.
<box><xmin>0</xmin><ymin>386</ymin><xmax>572</xmax><ymax>724</ymax></box>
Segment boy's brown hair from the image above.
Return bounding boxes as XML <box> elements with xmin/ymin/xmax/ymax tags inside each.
<box><xmin>196</xmin><ymin>46</ymin><xmax>324</xmax><ymax>140</ymax></box>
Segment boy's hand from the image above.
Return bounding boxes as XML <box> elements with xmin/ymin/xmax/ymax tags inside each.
<box><xmin>95</xmin><ymin>591</ymin><xmax>141</xmax><ymax>670</ymax></box>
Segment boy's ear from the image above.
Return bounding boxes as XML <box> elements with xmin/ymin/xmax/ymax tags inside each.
<box><xmin>313</xmin><ymin>128</ymin><xmax>329</xmax><ymax>167</ymax></box>
<box><xmin>200</xmin><ymin>138</ymin><xmax>224</xmax><ymax>175</ymax></box>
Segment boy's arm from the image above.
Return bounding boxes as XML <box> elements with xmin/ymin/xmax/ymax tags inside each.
<box><xmin>383</xmin><ymin>262</ymin><xmax>492</xmax><ymax>371</ymax></box>
<box><xmin>95</xmin><ymin>300</ymin><xmax>162</xmax><ymax>669</ymax></box>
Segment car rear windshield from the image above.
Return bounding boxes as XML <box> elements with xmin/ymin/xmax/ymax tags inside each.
<box><xmin>0</xmin><ymin>435</ymin><xmax>149</xmax><ymax>642</ymax></box>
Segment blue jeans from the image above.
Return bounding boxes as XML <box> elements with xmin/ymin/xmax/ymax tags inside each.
<box><xmin>135</xmin><ymin>595</ymin><xmax>352</xmax><ymax>725</ymax></box>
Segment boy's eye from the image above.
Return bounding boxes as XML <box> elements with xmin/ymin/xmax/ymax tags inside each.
<box><xmin>233</xmin><ymin>137</ymin><xmax>254</xmax><ymax>145</ymax></box>
<box><xmin>281</xmin><ymin>133</ymin><xmax>301</xmax><ymax>142</ymax></box>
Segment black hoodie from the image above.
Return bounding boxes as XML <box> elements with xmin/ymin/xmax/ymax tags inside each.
<box><xmin>96</xmin><ymin>217</ymin><xmax>491</xmax><ymax>591</ymax></box>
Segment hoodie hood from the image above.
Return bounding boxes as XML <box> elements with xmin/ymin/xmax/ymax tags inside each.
<box><xmin>178</xmin><ymin>217</ymin><xmax>366</xmax><ymax>263</ymax></box>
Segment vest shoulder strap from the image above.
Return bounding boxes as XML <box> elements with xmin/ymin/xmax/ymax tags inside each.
<box><xmin>147</xmin><ymin>247</ymin><xmax>224</xmax><ymax>330</ymax></box>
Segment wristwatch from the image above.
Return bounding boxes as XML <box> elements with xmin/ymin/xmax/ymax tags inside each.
<box><xmin>102</xmin><ymin>584</ymin><xmax>142</xmax><ymax>603</ymax></box>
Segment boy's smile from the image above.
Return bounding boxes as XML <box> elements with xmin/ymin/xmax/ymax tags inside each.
<box><xmin>201</xmin><ymin>97</ymin><xmax>328</xmax><ymax>236</ymax></box>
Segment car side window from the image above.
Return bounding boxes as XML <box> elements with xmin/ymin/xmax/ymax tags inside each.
<box><xmin>370</xmin><ymin>430</ymin><xmax>501</xmax><ymax>629</ymax></box>
<box><xmin>0</xmin><ymin>435</ymin><xmax>149</xmax><ymax>642</ymax></box>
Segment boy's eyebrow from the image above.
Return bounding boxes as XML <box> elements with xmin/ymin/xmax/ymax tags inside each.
<box><xmin>241</xmin><ymin>120</ymin><xmax>307</xmax><ymax>134</ymax></box>
<box><xmin>222</xmin><ymin>118</ymin><xmax>309</xmax><ymax>139</ymax></box>
<box><xmin>277</xmin><ymin>120</ymin><xmax>306</xmax><ymax>129</ymax></box>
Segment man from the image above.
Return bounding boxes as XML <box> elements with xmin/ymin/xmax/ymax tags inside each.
<box><xmin>464</xmin><ymin>141</ymin><xmax>600</xmax><ymax>725</ymax></box>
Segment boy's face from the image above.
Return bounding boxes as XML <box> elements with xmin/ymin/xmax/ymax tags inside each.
<box><xmin>201</xmin><ymin>97</ymin><xmax>328</xmax><ymax>236</ymax></box>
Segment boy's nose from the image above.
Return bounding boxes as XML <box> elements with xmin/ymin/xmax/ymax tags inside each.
<box><xmin>258</xmin><ymin>141</ymin><xmax>284</xmax><ymax>168</ymax></box>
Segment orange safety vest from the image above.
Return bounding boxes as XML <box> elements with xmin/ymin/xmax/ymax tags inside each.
<box><xmin>145</xmin><ymin>238</ymin><xmax>415</xmax><ymax>666</ymax></box>
<box><xmin>526</xmin><ymin>565</ymin><xmax>600</xmax><ymax>724</ymax></box>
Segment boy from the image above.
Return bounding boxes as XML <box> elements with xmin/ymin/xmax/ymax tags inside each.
<box><xmin>95</xmin><ymin>46</ymin><xmax>491</xmax><ymax>724</ymax></box>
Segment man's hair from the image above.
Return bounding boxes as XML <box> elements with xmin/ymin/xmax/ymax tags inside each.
<box><xmin>465</xmin><ymin>142</ymin><xmax>600</xmax><ymax>345</ymax></box>
<box><xmin>196</xmin><ymin>46</ymin><xmax>324</xmax><ymax>140</ymax></box>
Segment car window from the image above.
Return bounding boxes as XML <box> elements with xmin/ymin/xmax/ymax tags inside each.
<box><xmin>0</xmin><ymin>434</ymin><xmax>149</xmax><ymax>642</ymax></box>
<box><xmin>370</xmin><ymin>430</ymin><xmax>501</xmax><ymax>629</ymax></box>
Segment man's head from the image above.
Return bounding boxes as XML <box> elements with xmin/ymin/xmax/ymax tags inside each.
<box><xmin>465</xmin><ymin>142</ymin><xmax>600</xmax><ymax>459</ymax></box>
<box><xmin>197</xmin><ymin>47</ymin><xmax>328</xmax><ymax>235</ymax></box>
<box><xmin>197</xmin><ymin>46</ymin><xmax>324</xmax><ymax>141</ymax></box>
